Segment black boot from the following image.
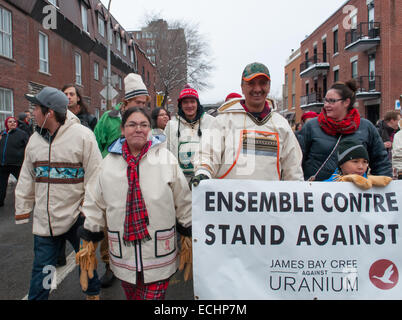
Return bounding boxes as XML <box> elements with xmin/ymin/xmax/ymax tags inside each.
<box><xmin>100</xmin><ymin>264</ymin><xmax>115</xmax><ymax>288</ymax></box>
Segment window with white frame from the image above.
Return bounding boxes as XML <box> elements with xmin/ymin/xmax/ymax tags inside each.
<box><xmin>0</xmin><ymin>7</ymin><xmax>12</xmax><ymax>59</ymax></box>
<box><xmin>116</xmin><ymin>33</ymin><xmax>121</xmax><ymax>51</ymax></box>
<box><xmin>75</xmin><ymin>52</ymin><xmax>82</xmax><ymax>85</ymax></box>
<box><xmin>39</xmin><ymin>32</ymin><xmax>49</xmax><ymax>73</ymax></box>
<box><xmin>103</xmin><ymin>67</ymin><xmax>107</xmax><ymax>83</ymax></box>
<box><xmin>0</xmin><ymin>88</ymin><xmax>13</xmax><ymax>131</ymax></box>
<box><xmin>81</xmin><ymin>4</ymin><xmax>89</xmax><ymax>34</ymax></box>
<box><xmin>351</xmin><ymin>59</ymin><xmax>358</xmax><ymax>79</ymax></box>
<box><xmin>122</xmin><ymin>41</ymin><xmax>127</xmax><ymax>56</ymax></box>
<box><xmin>94</xmin><ymin>62</ymin><xmax>99</xmax><ymax>81</ymax></box>
<box><xmin>130</xmin><ymin>47</ymin><xmax>134</xmax><ymax>63</ymax></box>
<box><xmin>108</xmin><ymin>27</ymin><xmax>113</xmax><ymax>45</ymax></box>
<box><xmin>98</xmin><ymin>14</ymin><xmax>105</xmax><ymax>37</ymax></box>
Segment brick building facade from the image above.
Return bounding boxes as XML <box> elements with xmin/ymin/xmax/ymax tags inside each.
<box><xmin>283</xmin><ymin>48</ymin><xmax>302</xmax><ymax>124</ymax></box>
<box><xmin>0</xmin><ymin>0</ymin><xmax>157</xmax><ymax>130</ymax></box>
<box><xmin>290</xmin><ymin>0</ymin><xmax>401</xmax><ymax>124</ymax></box>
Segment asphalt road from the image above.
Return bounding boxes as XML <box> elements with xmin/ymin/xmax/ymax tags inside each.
<box><xmin>0</xmin><ymin>181</ymin><xmax>194</xmax><ymax>300</ymax></box>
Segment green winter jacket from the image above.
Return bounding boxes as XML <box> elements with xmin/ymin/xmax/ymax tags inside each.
<box><xmin>94</xmin><ymin>103</ymin><xmax>123</xmax><ymax>158</ymax></box>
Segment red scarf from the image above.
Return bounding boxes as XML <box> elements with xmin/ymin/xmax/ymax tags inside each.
<box><xmin>122</xmin><ymin>140</ymin><xmax>152</xmax><ymax>246</ymax></box>
<box><xmin>318</xmin><ymin>108</ymin><xmax>361</xmax><ymax>136</ymax></box>
<box><xmin>241</xmin><ymin>101</ymin><xmax>271</xmax><ymax>120</ymax></box>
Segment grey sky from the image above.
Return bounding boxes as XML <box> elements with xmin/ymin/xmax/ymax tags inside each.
<box><xmin>101</xmin><ymin>0</ymin><xmax>346</xmax><ymax>104</ymax></box>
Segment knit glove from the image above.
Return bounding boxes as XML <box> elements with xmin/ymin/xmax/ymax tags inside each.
<box><xmin>75</xmin><ymin>240</ymin><xmax>98</xmax><ymax>291</ymax></box>
<box><xmin>179</xmin><ymin>236</ymin><xmax>193</xmax><ymax>281</ymax></box>
<box><xmin>189</xmin><ymin>174</ymin><xmax>209</xmax><ymax>190</ymax></box>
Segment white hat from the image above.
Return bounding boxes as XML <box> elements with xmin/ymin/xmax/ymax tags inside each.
<box><xmin>124</xmin><ymin>73</ymin><xmax>150</xmax><ymax>102</ymax></box>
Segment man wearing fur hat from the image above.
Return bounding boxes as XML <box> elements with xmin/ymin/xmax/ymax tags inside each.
<box><xmin>164</xmin><ymin>84</ymin><xmax>216</xmax><ymax>182</ymax></box>
<box><xmin>192</xmin><ymin>62</ymin><xmax>303</xmax><ymax>185</ymax></box>
<box><xmin>93</xmin><ymin>73</ymin><xmax>150</xmax><ymax>287</ymax></box>
<box><xmin>94</xmin><ymin>73</ymin><xmax>150</xmax><ymax>158</ymax></box>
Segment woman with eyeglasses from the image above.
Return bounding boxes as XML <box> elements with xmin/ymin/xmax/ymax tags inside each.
<box><xmin>0</xmin><ymin>117</ymin><xmax>29</xmax><ymax>207</ymax></box>
<box><xmin>297</xmin><ymin>79</ymin><xmax>392</xmax><ymax>181</ymax></box>
<box><xmin>76</xmin><ymin>107</ymin><xmax>192</xmax><ymax>300</ymax></box>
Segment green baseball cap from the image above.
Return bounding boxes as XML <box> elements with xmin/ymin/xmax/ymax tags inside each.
<box><xmin>242</xmin><ymin>62</ymin><xmax>271</xmax><ymax>82</ymax></box>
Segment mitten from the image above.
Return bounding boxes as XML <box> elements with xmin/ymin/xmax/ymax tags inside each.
<box><xmin>75</xmin><ymin>240</ymin><xmax>98</xmax><ymax>291</ymax></box>
<box><xmin>337</xmin><ymin>174</ymin><xmax>372</xmax><ymax>190</ymax></box>
<box><xmin>179</xmin><ymin>236</ymin><xmax>193</xmax><ymax>281</ymax></box>
<box><xmin>367</xmin><ymin>175</ymin><xmax>393</xmax><ymax>187</ymax></box>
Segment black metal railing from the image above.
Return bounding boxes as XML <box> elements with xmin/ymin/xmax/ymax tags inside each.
<box><xmin>300</xmin><ymin>92</ymin><xmax>323</xmax><ymax>106</ymax></box>
<box><xmin>356</xmin><ymin>75</ymin><xmax>381</xmax><ymax>93</ymax></box>
<box><xmin>345</xmin><ymin>22</ymin><xmax>380</xmax><ymax>48</ymax></box>
<box><xmin>300</xmin><ymin>53</ymin><xmax>330</xmax><ymax>73</ymax></box>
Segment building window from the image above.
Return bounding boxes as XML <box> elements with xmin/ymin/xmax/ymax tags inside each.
<box><xmin>0</xmin><ymin>7</ymin><xmax>12</xmax><ymax>59</ymax></box>
<box><xmin>116</xmin><ymin>33</ymin><xmax>121</xmax><ymax>51</ymax></box>
<box><xmin>0</xmin><ymin>88</ymin><xmax>13</xmax><ymax>130</ymax></box>
<box><xmin>368</xmin><ymin>2</ymin><xmax>375</xmax><ymax>29</ymax></box>
<box><xmin>94</xmin><ymin>62</ymin><xmax>99</xmax><ymax>81</ymax></box>
<box><xmin>103</xmin><ymin>67</ymin><xmax>107</xmax><ymax>83</ymax></box>
<box><xmin>75</xmin><ymin>52</ymin><xmax>82</xmax><ymax>85</ymax></box>
<box><xmin>81</xmin><ymin>4</ymin><xmax>89</xmax><ymax>34</ymax></box>
<box><xmin>334</xmin><ymin>69</ymin><xmax>339</xmax><ymax>82</ymax></box>
<box><xmin>291</xmin><ymin>69</ymin><xmax>296</xmax><ymax>108</ymax></box>
<box><xmin>284</xmin><ymin>74</ymin><xmax>288</xmax><ymax>108</ymax></box>
<box><xmin>108</xmin><ymin>27</ymin><xmax>113</xmax><ymax>45</ymax></box>
<box><xmin>39</xmin><ymin>32</ymin><xmax>49</xmax><ymax>73</ymax></box>
<box><xmin>333</xmin><ymin>29</ymin><xmax>339</xmax><ymax>54</ymax></box>
<box><xmin>351</xmin><ymin>60</ymin><xmax>358</xmax><ymax>79</ymax></box>
<box><xmin>122</xmin><ymin>41</ymin><xmax>127</xmax><ymax>56</ymax></box>
<box><xmin>98</xmin><ymin>14</ymin><xmax>105</xmax><ymax>37</ymax></box>
<box><xmin>130</xmin><ymin>47</ymin><xmax>135</xmax><ymax>64</ymax></box>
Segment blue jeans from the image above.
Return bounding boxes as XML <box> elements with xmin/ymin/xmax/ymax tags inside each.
<box><xmin>28</xmin><ymin>216</ymin><xmax>101</xmax><ymax>300</ymax></box>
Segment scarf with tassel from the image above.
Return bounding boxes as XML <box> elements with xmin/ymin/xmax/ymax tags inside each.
<box><xmin>122</xmin><ymin>140</ymin><xmax>152</xmax><ymax>246</ymax></box>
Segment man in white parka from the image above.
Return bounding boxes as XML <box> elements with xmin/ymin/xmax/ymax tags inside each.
<box><xmin>164</xmin><ymin>85</ymin><xmax>217</xmax><ymax>183</ymax></box>
<box><xmin>192</xmin><ymin>62</ymin><xmax>304</xmax><ymax>185</ymax></box>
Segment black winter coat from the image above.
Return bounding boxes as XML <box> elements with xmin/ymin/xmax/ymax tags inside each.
<box><xmin>0</xmin><ymin>128</ymin><xmax>29</xmax><ymax>166</ymax></box>
<box><xmin>297</xmin><ymin>117</ymin><xmax>392</xmax><ymax>181</ymax></box>
<box><xmin>77</xmin><ymin>112</ymin><xmax>97</xmax><ymax>131</ymax></box>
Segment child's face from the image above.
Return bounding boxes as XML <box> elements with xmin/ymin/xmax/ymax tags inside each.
<box><xmin>340</xmin><ymin>158</ymin><xmax>369</xmax><ymax>176</ymax></box>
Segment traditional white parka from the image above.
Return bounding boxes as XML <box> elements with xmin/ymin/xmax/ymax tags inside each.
<box><xmin>164</xmin><ymin>112</ymin><xmax>216</xmax><ymax>182</ymax></box>
<box><xmin>194</xmin><ymin>99</ymin><xmax>304</xmax><ymax>181</ymax></box>
<box><xmin>15</xmin><ymin>111</ymin><xmax>102</xmax><ymax>236</ymax></box>
<box><xmin>81</xmin><ymin>137</ymin><xmax>192</xmax><ymax>285</ymax></box>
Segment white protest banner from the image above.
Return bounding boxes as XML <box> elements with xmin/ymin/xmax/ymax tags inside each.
<box><xmin>192</xmin><ymin>180</ymin><xmax>402</xmax><ymax>300</ymax></box>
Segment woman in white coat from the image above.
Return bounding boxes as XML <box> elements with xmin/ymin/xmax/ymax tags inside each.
<box><xmin>77</xmin><ymin>107</ymin><xmax>192</xmax><ymax>300</ymax></box>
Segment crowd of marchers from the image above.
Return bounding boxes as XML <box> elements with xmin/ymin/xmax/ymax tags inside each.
<box><xmin>1</xmin><ymin>61</ymin><xmax>401</xmax><ymax>300</ymax></box>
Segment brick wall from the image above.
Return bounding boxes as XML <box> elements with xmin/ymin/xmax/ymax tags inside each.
<box><xmin>0</xmin><ymin>0</ymin><xmax>157</xmax><ymax>127</ymax></box>
<box><xmin>298</xmin><ymin>0</ymin><xmax>402</xmax><ymax>123</ymax></box>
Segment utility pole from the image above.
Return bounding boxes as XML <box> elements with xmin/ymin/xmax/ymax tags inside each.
<box><xmin>106</xmin><ymin>0</ymin><xmax>112</xmax><ymax>110</ymax></box>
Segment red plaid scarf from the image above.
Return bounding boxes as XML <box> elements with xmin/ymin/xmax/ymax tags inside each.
<box><xmin>122</xmin><ymin>140</ymin><xmax>152</xmax><ymax>246</ymax></box>
<box><xmin>318</xmin><ymin>108</ymin><xmax>361</xmax><ymax>136</ymax></box>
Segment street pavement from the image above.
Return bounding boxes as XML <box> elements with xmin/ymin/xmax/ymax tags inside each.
<box><xmin>0</xmin><ymin>181</ymin><xmax>194</xmax><ymax>300</ymax></box>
